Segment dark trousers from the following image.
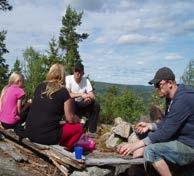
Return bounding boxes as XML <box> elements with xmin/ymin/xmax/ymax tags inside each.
<box><xmin>74</xmin><ymin>100</ymin><xmax>100</xmax><ymax>133</ymax></box>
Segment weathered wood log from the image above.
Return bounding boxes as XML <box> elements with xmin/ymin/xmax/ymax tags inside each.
<box><xmin>50</xmin><ymin>145</ymin><xmax>78</xmax><ymax>159</ymax></box>
<box><xmin>3</xmin><ymin>137</ymin><xmax>36</xmax><ymax>155</ymax></box>
<box><xmin>50</xmin><ymin>145</ymin><xmax>86</xmax><ymax>161</ymax></box>
<box><xmin>50</xmin><ymin>157</ymin><xmax>69</xmax><ymax>176</ymax></box>
<box><xmin>0</xmin><ymin>128</ymin><xmax>85</xmax><ymax>169</ymax></box>
<box><xmin>45</xmin><ymin>149</ymin><xmax>84</xmax><ymax>169</ymax></box>
<box><xmin>0</xmin><ymin>127</ymin><xmax>144</xmax><ymax>170</ymax></box>
<box><xmin>0</xmin><ymin>141</ymin><xmax>28</xmax><ymax>162</ymax></box>
<box><xmin>0</xmin><ymin>128</ymin><xmax>48</xmax><ymax>150</ymax></box>
<box><xmin>85</xmin><ymin>157</ymin><xmax>144</xmax><ymax>166</ymax></box>
<box><xmin>32</xmin><ymin>144</ymin><xmax>85</xmax><ymax>169</ymax></box>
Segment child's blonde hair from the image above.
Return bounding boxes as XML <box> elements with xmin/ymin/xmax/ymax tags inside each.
<box><xmin>42</xmin><ymin>63</ymin><xmax>66</xmax><ymax>98</ymax></box>
<box><xmin>8</xmin><ymin>72</ymin><xmax>24</xmax><ymax>86</ymax></box>
<box><xmin>0</xmin><ymin>72</ymin><xmax>24</xmax><ymax>109</ymax></box>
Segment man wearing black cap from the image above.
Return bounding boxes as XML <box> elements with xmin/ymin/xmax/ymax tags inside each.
<box><xmin>65</xmin><ymin>62</ymin><xmax>100</xmax><ymax>136</ymax></box>
<box><xmin>118</xmin><ymin>67</ymin><xmax>194</xmax><ymax>176</ymax></box>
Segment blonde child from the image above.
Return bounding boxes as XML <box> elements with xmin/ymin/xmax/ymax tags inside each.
<box><xmin>0</xmin><ymin>72</ymin><xmax>29</xmax><ymax>129</ymax></box>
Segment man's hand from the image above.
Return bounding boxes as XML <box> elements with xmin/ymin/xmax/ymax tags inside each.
<box><xmin>118</xmin><ymin>140</ymin><xmax>145</xmax><ymax>156</ymax></box>
<box><xmin>81</xmin><ymin>93</ymin><xmax>90</xmax><ymax>99</ymax></box>
<box><xmin>84</xmin><ymin>97</ymin><xmax>92</xmax><ymax>104</ymax></box>
<box><xmin>82</xmin><ymin>93</ymin><xmax>94</xmax><ymax>103</ymax></box>
<box><xmin>135</xmin><ymin>122</ymin><xmax>152</xmax><ymax>134</ymax></box>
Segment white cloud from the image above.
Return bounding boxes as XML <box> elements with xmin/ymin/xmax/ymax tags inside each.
<box><xmin>1</xmin><ymin>0</ymin><xmax>194</xmax><ymax>85</ymax></box>
<box><xmin>64</xmin><ymin>0</ymin><xmax>104</xmax><ymax>11</ymax></box>
<box><xmin>118</xmin><ymin>34</ymin><xmax>163</xmax><ymax>44</ymax></box>
<box><xmin>137</xmin><ymin>61</ymin><xmax>144</xmax><ymax>65</ymax></box>
<box><xmin>94</xmin><ymin>37</ymin><xmax>107</xmax><ymax>44</ymax></box>
<box><xmin>164</xmin><ymin>53</ymin><xmax>183</xmax><ymax>61</ymax></box>
<box><xmin>183</xmin><ymin>20</ymin><xmax>194</xmax><ymax>31</ymax></box>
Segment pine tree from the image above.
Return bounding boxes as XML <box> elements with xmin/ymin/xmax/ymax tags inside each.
<box><xmin>181</xmin><ymin>59</ymin><xmax>194</xmax><ymax>86</ymax></box>
<box><xmin>59</xmin><ymin>5</ymin><xmax>88</xmax><ymax>74</ymax></box>
<box><xmin>0</xmin><ymin>0</ymin><xmax>12</xmax><ymax>89</ymax></box>
<box><xmin>45</xmin><ymin>37</ymin><xmax>62</xmax><ymax>71</ymax></box>
<box><xmin>11</xmin><ymin>59</ymin><xmax>22</xmax><ymax>73</ymax></box>
<box><xmin>0</xmin><ymin>31</ymin><xmax>9</xmax><ymax>89</ymax></box>
<box><xmin>0</xmin><ymin>0</ymin><xmax>12</xmax><ymax>11</ymax></box>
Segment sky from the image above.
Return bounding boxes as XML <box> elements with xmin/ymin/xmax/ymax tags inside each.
<box><xmin>1</xmin><ymin>0</ymin><xmax>194</xmax><ymax>85</ymax></box>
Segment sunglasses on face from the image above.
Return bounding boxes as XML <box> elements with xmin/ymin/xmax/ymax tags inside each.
<box><xmin>154</xmin><ymin>82</ymin><xmax>161</xmax><ymax>88</ymax></box>
<box><xmin>154</xmin><ymin>81</ymin><xmax>167</xmax><ymax>89</ymax></box>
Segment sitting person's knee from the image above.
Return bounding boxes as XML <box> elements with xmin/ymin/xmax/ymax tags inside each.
<box><xmin>144</xmin><ymin>144</ymin><xmax>159</xmax><ymax>163</ymax></box>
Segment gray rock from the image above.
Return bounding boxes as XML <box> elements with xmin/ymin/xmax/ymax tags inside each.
<box><xmin>112</xmin><ymin>122</ymin><xmax>132</xmax><ymax>139</ymax></box>
<box><xmin>105</xmin><ymin>134</ymin><xmax>120</xmax><ymax>149</ymax></box>
<box><xmin>114</xmin><ymin>117</ymin><xmax>124</xmax><ymax>126</ymax></box>
<box><xmin>70</xmin><ymin>166</ymin><xmax>114</xmax><ymax>176</ymax></box>
<box><xmin>0</xmin><ymin>156</ymin><xmax>29</xmax><ymax>176</ymax></box>
<box><xmin>114</xmin><ymin>165</ymin><xmax>131</xmax><ymax>176</ymax></box>
<box><xmin>127</xmin><ymin>132</ymin><xmax>139</xmax><ymax>143</ymax></box>
<box><xmin>100</xmin><ymin>132</ymin><xmax>111</xmax><ymax>142</ymax></box>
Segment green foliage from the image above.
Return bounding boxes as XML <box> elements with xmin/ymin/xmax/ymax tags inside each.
<box><xmin>148</xmin><ymin>90</ymin><xmax>165</xmax><ymax>110</ymax></box>
<box><xmin>98</xmin><ymin>86</ymin><xmax>146</xmax><ymax>124</ymax></box>
<box><xmin>64</xmin><ymin>48</ymin><xmax>79</xmax><ymax>74</ymax></box>
<box><xmin>0</xmin><ymin>0</ymin><xmax>12</xmax><ymax>11</ymax></box>
<box><xmin>113</xmin><ymin>90</ymin><xmax>145</xmax><ymax>122</ymax></box>
<box><xmin>97</xmin><ymin>88</ymin><xmax>116</xmax><ymax>123</ymax></box>
<box><xmin>23</xmin><ymin>47</ymin><xmax>47</xmax><ymax>97</ymax></box>
<box><xmin>59</xmin><ymin>5</ymin><xmax>89</xmax><ymax>74</ymax></box>
<box><xmin>181</xmin><ymin>59</ymin><xmax>194</xmax><ymax>86</ymax></box>
<box><xmin>11</xmin><ymin>59</ymin><xmax>22</xmax><ymax>73</ymax></box>
<box><xmin>0</xmin><ymin>1</ymin><xmax>12</xmax><ymax>89</ymax></box>
<box><xmin>0</xmin><ymin>30</ymin><xmax>9</xmax><ymax>89</ymax></box>
<box><xmin>45</xmin><ymin>37</ymin><xmax>63</xmax><ymax>71</ymax></box>
<box><xmin>106</xmin><ymin>86</ymin><xmax>119</xmax><ymax>96</ymax></box>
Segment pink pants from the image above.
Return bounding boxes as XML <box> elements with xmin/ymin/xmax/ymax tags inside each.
<box><xmin>59</xmin><ymin>123</ymin><xmax>84</xmax><ymax>150</ymax></box>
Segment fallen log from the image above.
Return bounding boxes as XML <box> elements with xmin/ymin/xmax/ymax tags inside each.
<box><xmin>85</xmin><ymin>157</ymin><xmax>144</xmax><ymax>166</ymax></box>
<box><xmin>0</xmin><ymin>127</ymin><xmax>145</xmax><ymax>171</ymax></box>
<box><xmin>50</xmin><ymin>157</ymin><xmax>69</xmax><ymax>176</ymax></box>
<box><xmin>0</xmin><ymin>128</ymin><xmax>85</xmax><ymax>169</ymax></box>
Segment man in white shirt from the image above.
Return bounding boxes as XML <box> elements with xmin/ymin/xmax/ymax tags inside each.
<box><xmin>65</xmin><ymin>62</ymin><xmax>100</xmax><ymax>134</ymax></box>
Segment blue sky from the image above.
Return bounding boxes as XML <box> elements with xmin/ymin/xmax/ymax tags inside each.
<box><xmin>1</xmin><ymin>0</ymin><xmax>194</xmax><ymax>85</ymax></box>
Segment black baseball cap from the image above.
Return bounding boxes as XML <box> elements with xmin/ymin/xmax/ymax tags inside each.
<box><xmin>148</xmin><ymin>67</ymin><xmax>175</xmax><ymax>85</ymax></box>
<box><xmin>74</xmin><ymin>62</ymin><xmax>84</xmax><ymax>71</ymax></box>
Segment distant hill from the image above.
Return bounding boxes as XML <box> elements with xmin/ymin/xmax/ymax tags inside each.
<box><xmin>94</xmin><ymin>81</ymin><xmax>154</xmax><ymax>102</ymax></box>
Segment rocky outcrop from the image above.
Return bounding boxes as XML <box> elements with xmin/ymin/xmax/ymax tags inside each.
<box><xmin>105</xmin><ymin>117</ymin><xmax>139</xmax><ymax>150</ymax></box>
<box><xmin>105</xmin><ymin>133</ymin><xmax>120</xmax><ymax>149</ymax></box>
<box><xmin>70</xmin><ymin>166</ymin><xmax>114</xmax><ymax>176</ymax></box>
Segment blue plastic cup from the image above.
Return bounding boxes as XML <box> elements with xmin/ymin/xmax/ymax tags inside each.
<box><xmin>74</xmin><ymin>146</ymin><xmax>83</xmax><ymax>160</ymax></box>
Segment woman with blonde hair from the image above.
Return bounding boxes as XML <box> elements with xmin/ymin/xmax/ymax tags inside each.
<box><xmin>0</xmin><ymin>72</ymin><xmax>29</xmax><ymax>129</ymax></box>
<box><xmin>25</xmin><ymin>63</ymin><xmax>84</xmax><ymax>150</ymax></box>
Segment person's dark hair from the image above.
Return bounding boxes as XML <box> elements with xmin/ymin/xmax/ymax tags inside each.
<box><xmin>74</xmin><ymin>62</ymin><xmax>84</xmax><ymax>72</ymax></box>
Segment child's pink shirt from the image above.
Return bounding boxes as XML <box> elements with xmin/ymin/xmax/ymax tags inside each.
<box><xmin>0</xmin><ymin>84</ymin><xmax>25</xmax><ymax>124</ymax></box>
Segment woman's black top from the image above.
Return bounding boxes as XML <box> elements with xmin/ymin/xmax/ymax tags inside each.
<box><xmin>25</xmin><ymin>82</ymin><xmax>70</xmax><ymax>144</ymax></box>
